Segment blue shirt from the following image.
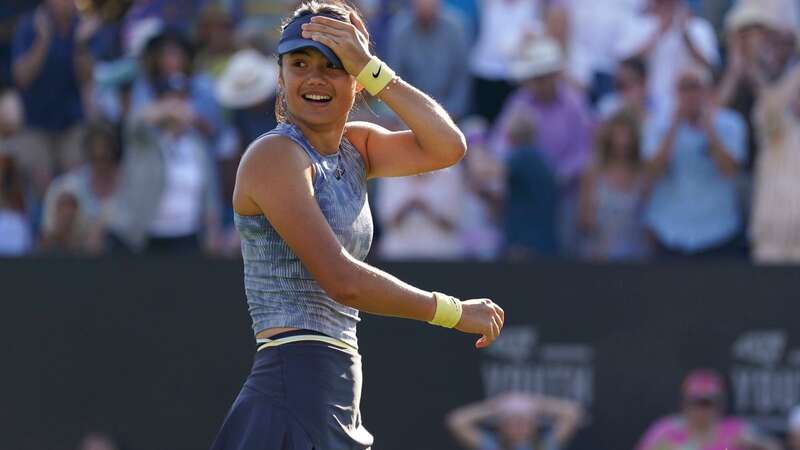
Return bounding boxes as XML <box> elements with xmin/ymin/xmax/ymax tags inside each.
<box><xmin>12</xmin><ymin>12</ymin><xmax>84</xmax><ymax>130</ymax></box>
<box><xmin>642</xmin><ymin>109</ymin><xmax>747</xmax><ymax>252</ymax></box>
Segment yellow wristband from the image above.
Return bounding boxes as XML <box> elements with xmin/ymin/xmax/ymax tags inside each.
<box><xmin>428</xmin><ymin>292</ymin><xmax>463</xmax><ymax>329</ymax></box>
<box><xmin>356</xmin><ymin>56</ymin><xmax>396</xmax><ymax>96</ymax></box>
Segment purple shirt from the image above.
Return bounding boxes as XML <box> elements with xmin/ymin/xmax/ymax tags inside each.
<box><xmin>491</xmin><ymin>83</ymin><xmax>594</xmax><ymax>183</ymax></box>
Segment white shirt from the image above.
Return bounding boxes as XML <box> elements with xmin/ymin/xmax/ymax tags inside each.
<box><xmin>470</xmin><ymin>0</ymin><xmax>543</xmax><ymax>79</ymax></box>
<box><xmin>149</xmin><ymin>134</ymin><xmax>206</xmax><ymax>238</ymax></box>
<box><xmin>616</xmin><ymin>13</ymin><xmax>719</xmax><ymax>115</ymax></box>
<box><xmin>0</xmin><ymin>209</ymin><xmax>32</xmax><ymax>256</ymax></box>
<box><xmin>377</xmin><ymin>167</ymin><xmax>466</xmax><ymax>260</ymax></box>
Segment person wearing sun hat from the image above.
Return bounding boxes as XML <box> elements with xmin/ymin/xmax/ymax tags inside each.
<box><xmin>635</xmin><ymin>369</ymin><xmax>779</xmax><ymax>450</ymax></box>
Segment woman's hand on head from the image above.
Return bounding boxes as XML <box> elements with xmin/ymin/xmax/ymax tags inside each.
<box><xmin>301</xmin><ymin>13</ymin><xmax>372</xmax><ymax>76</ymax></box>
<box><xmin>455</xmin><ymin>298</ymin><xmax>505</xmax><ymax>349</ymax></box>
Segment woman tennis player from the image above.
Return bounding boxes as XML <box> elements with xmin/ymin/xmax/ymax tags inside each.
<box><xmin>210</xmin><ymin>1</ymin><xmax>505</xmax><ymax>449</ymax></box>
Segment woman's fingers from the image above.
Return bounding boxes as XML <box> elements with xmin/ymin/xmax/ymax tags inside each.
<box><xmin>349</xmin><ymin>11</ymin><xmax>369</xmax><ymax>39</ymax></box>
<box><xmin>310</xmin><ymin>15</ymin><xmax>352</xmax><ymax>30</ymax></box>
<box><xmin>302</xmin><ymin>23</ymin><xmax>349</xmax><ymax>37</ymax></box>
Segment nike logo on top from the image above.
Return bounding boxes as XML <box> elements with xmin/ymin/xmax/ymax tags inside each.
<box><xmin>372</xmin><ymin>66</ymin><xmax>381</xmax><ymax>78</ymax></box>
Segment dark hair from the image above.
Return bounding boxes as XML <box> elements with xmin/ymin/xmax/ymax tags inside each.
<box><xmin>142</xmin><ymin>28</ymin><xmax>195</xmax><ymax>83</ymax></box>
<box><xmin>619</xmin><ymin>56</ymin><xmax>647</xmax><ymax>81</ymax></box>
<box><xmin>275</xmin><ymin>1</ymin><xmax>369</xmax><ymax>123</ymax></box>
<box><xmin>83</xmin><ymin>120</ymin><xmax>123</xmax><ymax>165</ymax></box>
<box><xmin>595</xmin><ymin>108</ymin><xmax>641</xmax><ymax>167</ymax></box>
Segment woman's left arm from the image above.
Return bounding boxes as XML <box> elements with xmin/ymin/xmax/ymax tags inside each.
<box><xmin>302</xmin><ymin>14</ymin><xmax>467</xmax><ymax>179</ymax></box>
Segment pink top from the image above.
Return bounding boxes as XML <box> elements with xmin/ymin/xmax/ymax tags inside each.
<box><xmin>636</xmin><ymin>416</ymin><xmax>752</xmax><ymax>450</ymax></box>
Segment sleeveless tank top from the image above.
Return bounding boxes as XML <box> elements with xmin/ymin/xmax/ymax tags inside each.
<box><xmin>234</xmin><ymin>123</ymin><xmax>374</xmax><ymax>349</ymax></box>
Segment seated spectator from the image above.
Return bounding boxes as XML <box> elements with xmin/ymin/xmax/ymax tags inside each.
<box><xmin>616</xmin><ymin>0</ymin><xmax>719</xmax><ymax>116</ymax></box>
<box><xmin>0</xmin><ymin>152</ymin><xmax>32</xmax><ymax>256</ymax></box>
<box><xmin>469</xmin><ymin>0</ymin><xmax>542</xmax><ymax>121</ymax></box>
<box><xmin>39</xmin><ymin>187</ymin><xmax>94</xmax><ymax>255</ymax></box>
<box><xmin>387</xmin><ymin>0</ymin><xmax>471</xmax><ymax>120</ymax></box>
<box><xmin>596</xmin><ymin>57</ymin><xmax>651</xmax><ymax>121</ymax></box>
<box><xmin>108</xmin><ymin>74</ymin><xmax>221</xmax><ymax>254</ymax></box>
<box><xmin>635</xmin><ymin>369</ymin><xmax>778</xmax><ymax>450</ymax></box>
<box><xmin>460</xmin><ymin>117</ymin><xmax>504</xmax><ymax>260</ymax></box>
<box><xmin>643</xmin><ymin>66</ymin><xmax>747</xmax><ymax>258</ymax></box>
<box><xmin>214</xmin><ymin>48</ymin><xmax>279</xmax><ymax>257</ymax></box>
<box><xmin>750</xmin><ymin>64</ymin><xmax>800</xmax><ymax>263</ymax></box>
<box><xmin>578</xmin><ymin>109</ymin><xmax>652</xmax><ymax>261</ymax></box>
<box><xmin>492</xmin><ymin>37</ymin><xmax>593</xmax><ymax>254</ymax></box>
<box><xmin>446</xmin><ymin>392</ymin><xmax>583</xmax><ymax>450</ymax></box>
<box><xmin>376</xmin><ymin>167</ymin><xmax>466</xmax><ymax>261</ymax></box>
<box><xmin>501</xmin><ymin>113</ymin><xmax>559</xmax><ymax>259</ymax></box>
<box><xmin>42</xmin><ymin>121</ymin><xmax>121</xmax><ymax>255</ymax></box>
<box><xmin>10</xmin><ymin>0</ymin><xmax>99</xmax><ymax>196</ymax></box>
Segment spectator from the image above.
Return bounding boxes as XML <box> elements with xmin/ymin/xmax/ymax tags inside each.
<box><xmin>716</xmin><ymin>2</ymin><xmax>786</xmax><ymax>168</ymax></box>
<box><xmin>42</xmin><ymin>121</ymin><xmax>121</xmax><ymax>255</ymax></box>
<box><xmin>616</xmin><ymin>0</ymin><xmax>719</xmax><ymax>117</ymax></box>
<box><xmin>39</xmin><ymin>186</ymin><xmax>93</xmax><ymax>255</ymax></box>
<box><xmin>76</xmin><ymin>432</ymin><xmax>120</xmax><ymax>450</ymax></box>
<box><xmin>108</xmin><ymin>74</ymin><xmax>221</xmax><ymax>254</ymax></box>
<box><xmin>10</xmin><ymin>0</ymin><xmax>99</xmax><ymax>195</ymax></box>
<box><xmin>501</xmin><ymin>111</ymin><xmax>559</xmax><ymax>259</ymax></box>
<box><xmin>469</xmin><ymin>0</ymin><xmax>542</xmax><ymax>121</ymax></box>
<box><xmin>789</xmin><ymin>406</ymin><xmax>800</xmax><ymax>450</ymax></box>
<box><xmin>635</xmin><ymin>369</ymin><xmax>778</xmax><ymax>450</ymax></box>
<box><xmin>643</xmin><ymin>66</ymin><xmax>747</xmax><ymax>258</ymax></box>
<box><xmin>0</xmin><ymin>2</ymin><xmax>38</xmax><ymax>86</ymax></box>
<box><xmin>459</xmin><ymin>117</ymin><xmax>503</xmax><ymax>260</ymax></box>
<box><xmin>387</xmin><ymin>0</ymin><xmax>471</xmax><ymax>120</ymax></box>
<box><xmin>596</xmin><ymin>57</ymin><xmax>651</xmax><ymax>121</ymax></box>
<box><xmin>214</xmin><ymin>48</ymin><xmax>279</xmax><ymax>257</ymax></box>
<box><xmin>0</xmin><ymin>152</ymin><xmax>32</xmax><ymax>256</ymax></box>
<box><xmin>750</xmin><ymin>64</ymin><xmax>800</xmax><ymax>263</ymax></box>
<box><xmin>446</xmin><ymin>392</ymin><xmax>583</xmax><ymax>450</ymax></box>
<box><xmin>578</xmin><ymin>109</ymin><xmax>652</xmax><ymax>261</ymax></box>
<box><xmin>492</xmin><ymin>37</ymin><xmax>593</xmax><ymax>254</ymax></box>
<box><xmin>376</xmin><ymin>167</ymin><xmax>466</xmax><ymax>260</ymax></box>
<box><xmin>193</xmin><ymin>3</ymin><xmax>237</xmax><ymax>79</ymax></box>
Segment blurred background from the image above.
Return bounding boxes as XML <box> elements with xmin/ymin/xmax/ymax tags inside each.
<box><xmin>2</xmin><ymin>0</ymin><xmax>800</xmax><ymax>449</ymax></box>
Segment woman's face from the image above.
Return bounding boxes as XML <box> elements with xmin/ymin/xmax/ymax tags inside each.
<box><xmin>280</xmin><ymin>48</ymin><xmax>358</xmax><ymax>128</ymax></box>
<box><xmin>499</xmin><ymin>414</ymin><xmax>537</xmax><ymax>445</ymax></box>
<box><xmin>158</xmin><ymin>42</ymin><xmax>188</xmax><ymax>77</ymax></box>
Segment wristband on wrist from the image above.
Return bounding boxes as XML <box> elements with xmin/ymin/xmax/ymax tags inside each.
<box><xmin>428</xmin><ymin>291</ymin><xmax>463</xmax><ymax>328</ymax></box>
<box><xmin>356</xmin><ymin>56</ymin><xmax>396</xmax><ymax>96</ymax></box>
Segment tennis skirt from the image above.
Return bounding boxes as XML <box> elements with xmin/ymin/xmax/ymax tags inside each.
<box><xmin>210</xmin><ymin>331</ymin><xmax>374</xmax><ymax>450</ymax></box>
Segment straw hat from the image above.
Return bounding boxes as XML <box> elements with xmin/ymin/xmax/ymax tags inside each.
<box><xmin>215</xmin><ymin>49</ymin><xmax>279</xmax><ymax>109</ymax></box>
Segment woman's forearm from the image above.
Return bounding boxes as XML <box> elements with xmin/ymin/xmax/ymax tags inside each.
<box><xmin>376</xmin><ymin>78</ymin><xmax>466</xmax><ymax>166</ymax></box>
<box><xmin>13</xmin><ymin>36</ymin><xmax>49</xmax><ymax>89</ymax></box>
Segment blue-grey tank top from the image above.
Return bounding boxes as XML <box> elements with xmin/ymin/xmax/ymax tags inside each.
<box><xmin>234</xmin><ymin>122</ymin><xmax>373</xmax><ymax>349</ymax></box>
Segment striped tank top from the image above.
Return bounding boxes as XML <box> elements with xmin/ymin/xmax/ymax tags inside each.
<box><xmin>234</xmin><ymin>123</ymin><xmax>374</xmax><ymax>349</ymax></box>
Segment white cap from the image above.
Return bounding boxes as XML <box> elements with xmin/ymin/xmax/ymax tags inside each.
<box><xmin>215</xmin><ymin>49</ymin><xmax>279</xmax><ymax>109</ymax></box>
<box><xmin>510</xmin><ymin>37</ymin><xmax>564</xmax><ymax>81</ymax></box>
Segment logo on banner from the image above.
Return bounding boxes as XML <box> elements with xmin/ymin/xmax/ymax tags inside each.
<box><xmin>730</xmin><ymin>329</ymin><xmax>800</xmax><ymax>431</ymax></box>
<box><xmin>481</xmin><ymin>325</ymin><xmax>594</xmax><ymax>419</ymax></box>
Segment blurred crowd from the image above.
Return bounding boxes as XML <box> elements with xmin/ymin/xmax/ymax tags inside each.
<box><xmin>445</xmin><ymin>369</ymin><xmax>800</xmax><ymax>450</ymax></box>
<box><xmin>1</xmin><ymin>0</ymin><xmax>800</xmax><ymax>263</ymax></box>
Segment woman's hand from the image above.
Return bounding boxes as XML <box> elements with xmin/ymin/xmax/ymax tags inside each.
<box><xmin>300</xmin><ymin>12</ymin><xmax>372</xmax><ymax>76</ymax></box>
<box><xmin>455</xmin><ymin>298</ymin><xmax>505</xmax><ymax>349</ymax></box>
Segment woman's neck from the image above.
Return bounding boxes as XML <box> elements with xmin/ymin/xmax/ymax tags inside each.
<box><xmin>291</xmin><ymin>120</ymin><xmax>346</xmax><ymax>155</ymax></box>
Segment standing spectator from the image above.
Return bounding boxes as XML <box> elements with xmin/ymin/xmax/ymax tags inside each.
<box><xmin>716</xmin><ymin>2</ymin><xmax>785</xmax><ymax>168</ymax></box>
<box><xmin>635</xmin><ymin>369</ymin><xmax>778</xmax><ymax>450</ymax></box>
<box><xmin>42</xmin><ymin>121</ymin><xmax>121</xmax><ymax>255</ymax></box>
<box><xmin>108</xmin><ymin>74</ymin><xmax>221</xmax><ymax>254</ymax></box>
<box><xmin>0</xmin><ymin>2</ymin><xmax>38</xmax><ymax>86</ymax></box>
<box><xmin>446</xmin><ymin>392</ymin><xmax>583</xmax><ymax>450</ymax></box>
<box><xmin>193</xmin><ymin>3</ymin><xmax>237</xmax><ymax>79</ymax></box>
<box><xmin>616</xmin><ymin>0</ymin><xmax>719</xmax><ymax>117</ymax></box>
<box><xmin>469</xmin><ymin>0</ymin><xmax>542</xmax><ymax>121</ymax></box>
<box><xmin>387</xmin><ymin>0</ymin><xmax>471</xmax><ymax>120</ymax></box>
<box><xmin>11</xmin><ymin>0</ymin><xmax>99</xmax><ymax>195</ymax></box>
<box><xmin>596</xmin><ymin>57</ymin><xmax>652</xmax><ymax>121</ymax></box>
<box><xmin>376</xmin><ymin>167</ymin><xmax>466</xmax><ymax>260</ymax></box>
<box><xmin>0</xmin><ymin>153</ymin><xmax>32</xmax><ymax>256</ymax></box>
<box><xmin>643</xmin><ymin>66</ymin><xmax>747</xmax><ymax>258</ymax></box>
<box><xmin>750</xmin><ymin>65</ymin><xmax>800</xmax><ymax>263</ymax></box>
<box><xmin>460</xmin><ymin>117</ymin><xmax>504</xmax><ymax>260</ymax></box>
<box><xmin>578</xmin><ymin>109</ymin><xmax>652</xmax><ymax>261</ymax></box>
<box><xmin>500</xmin><ymin>111</ymin><xmax>559</xmax><ymax>260</ymax></box>
<box><xmin>492</xmin><ymin>37</ymin><xmax>593</xmax><ymax>254</ymax></box>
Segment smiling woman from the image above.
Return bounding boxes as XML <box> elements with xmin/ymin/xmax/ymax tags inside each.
<box><xmin>209</xmin><ymin>1</ymin><xmax>505</xmax><ymax>449</ymax></box>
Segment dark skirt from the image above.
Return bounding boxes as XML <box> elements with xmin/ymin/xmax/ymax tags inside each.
<box><xmin>210</xmin><ymin>336</ymin><xmax>373</xmax><ymax>450</ymax></box>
